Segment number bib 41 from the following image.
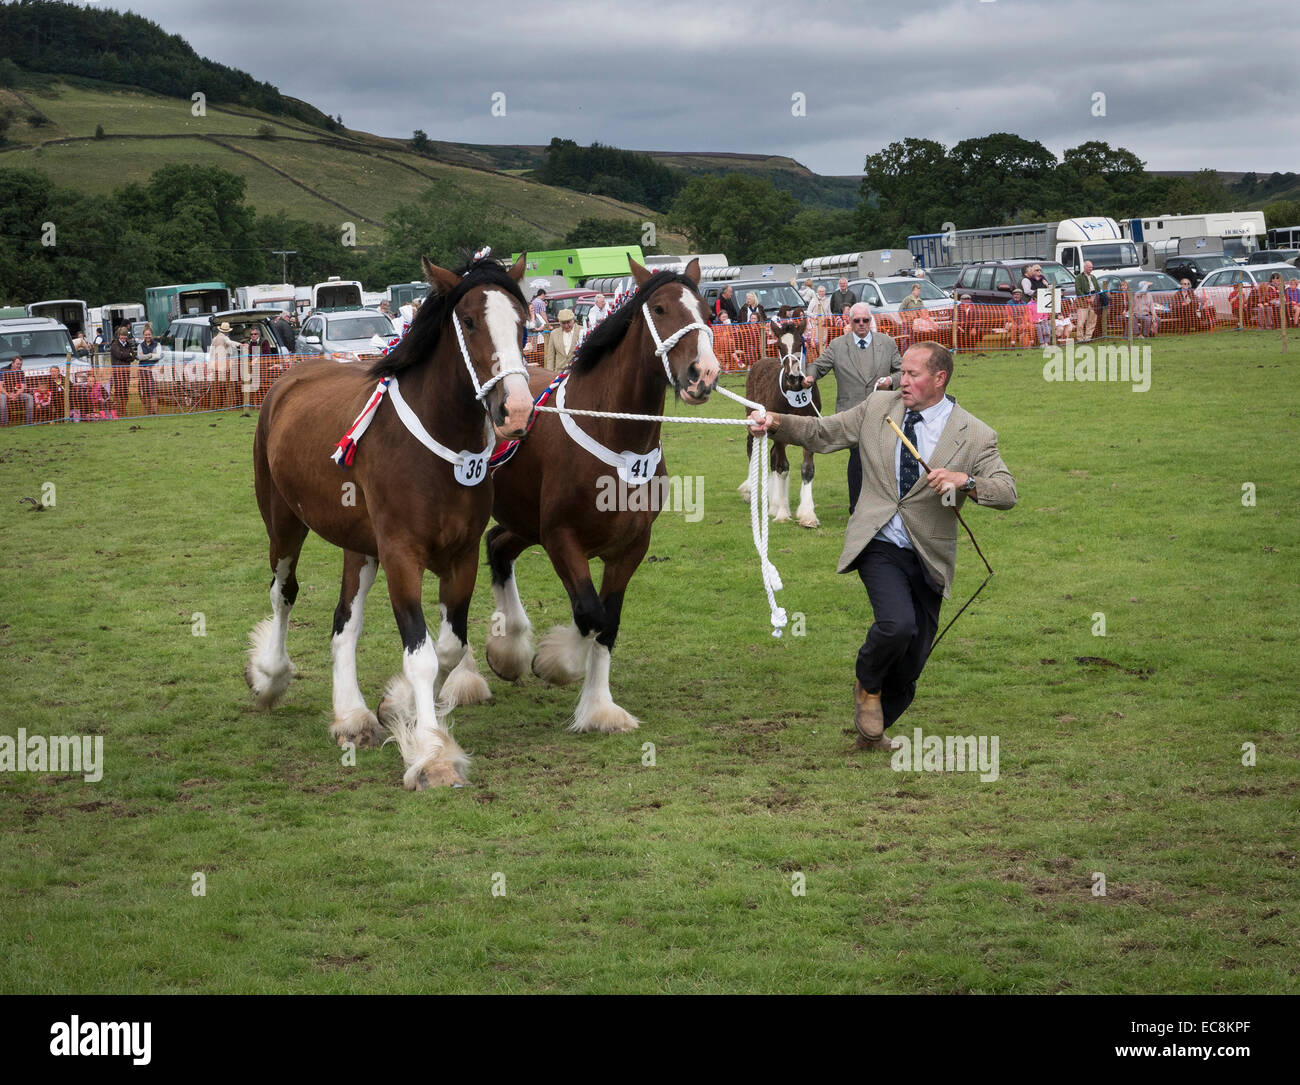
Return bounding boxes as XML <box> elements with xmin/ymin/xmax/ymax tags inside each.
<box><xmin>618</xmin><ymin>447</ymin><xmax>662</xmax><ymax>486</ymax></box>
<box><xmin>783</xmin><ymin>385</ymin><xmax>813</xmax><ymax>409</ymax></box>
<box><xmin>454</xmin><ymin>448</ymin><xmax>490</xmax><ymax>486</ymax></box>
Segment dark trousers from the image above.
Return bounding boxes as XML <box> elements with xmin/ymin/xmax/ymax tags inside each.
<box><xmin>846</xmin><ymin>450</ymin><xmax>862</xmax><ymax>514</ymax></box>
<box><xmin>855</xmin><ymin>539</ymin><xmax>942</xmax><ymax>729</ymax></box>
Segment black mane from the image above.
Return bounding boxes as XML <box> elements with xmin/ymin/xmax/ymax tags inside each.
<box><xmin>367</xmin><ymin>257</ymin><xmax>527</xmax><ymax>379</ymax></box>
<box><xmin>570</xmin><ymin>270</ymin><xmax>702</xmax><ymax>374</ymax></box>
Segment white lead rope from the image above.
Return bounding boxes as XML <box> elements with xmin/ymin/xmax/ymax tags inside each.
<box><xmin>533</xmin><ymin>380</ymin><xmax>788</xmax><ymax>638</ymax></box>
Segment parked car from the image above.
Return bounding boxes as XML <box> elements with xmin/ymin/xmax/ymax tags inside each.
<box><xmin>1197</xmin><ymin>263</ymin><xmax>1300</xmax><ymax>324</ymax></box>
<box><xmin>697</xmin><ymin>280</ymin><xmax>804</xmax><ymax>317</ymax></box>
<box><xmin>920</xmin><ymin>266</ymin><xmax>962</xmax><ymax>296</ymax></box>
<box><xmin>0</xmin><ymin>317</ymin><xmax>81</xmax><ymax>377</ymax></box>
<box><xmin>1096</xmin><ymin>270</ymin><xmax>1181</xmax><ymax>294</ymax></box>
<box><xmin>1246</xmin><ymin>249</ymin><xmax>1299</xmax><ymax>266</ymax></box>
<box><xmin>951</xmin><ymin>260</ymin><xmax>1077</xmax><ymax>306</ymax></box>
<box><xmin>1162</xmin><ymin>253</ymin><xmax>1235</xmax><ymax>287</ymax></box>
<box><xmin>296</xmin><ymin>309</ymin><xmax>396</xmax><ymax>362</ymax></box>
<box><xmin>846</xmin><ymin>276</ymin><xmax>955</xmax><ymax>347</ymax></box>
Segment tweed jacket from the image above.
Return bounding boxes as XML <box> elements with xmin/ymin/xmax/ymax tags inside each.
<box><xmin>543</xmin><ymin>326</ymin><xmax>579</xmax><ymax>371</ymax></box>
<box><xmin>778</xmin><ymin>390</ymin><xmax>1017</xmax><ymax>597</ymax></box>
<box><xmin>807</xmin><ymin>328</ymin><xmax>902</xmax><ymax>414</ymax></box>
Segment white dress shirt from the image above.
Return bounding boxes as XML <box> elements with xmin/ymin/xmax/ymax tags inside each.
<box><xmin>875</xmin><ymin>394</ymin><xmax>955</xmax><ymax>551</ymax></box>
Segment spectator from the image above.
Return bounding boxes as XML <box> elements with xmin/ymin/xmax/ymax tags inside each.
<box><xmin>1024</xmin><ymin>266</ymin><xmax>1053</xmax><ymax>344</ymax></box>
<box><xmin>899</xmin><ymin>284</ymin><xmax>925</xmax><ymax>311</ymax></box>
<box><xmin>135</xmin><ymin>326</ymin><xmax>161</xmax><ymax>415</ymax></box>
<box><xmin>1</xmin><ymin>355</ymin><xmax>35</xmax><ymax>426</ymax></box>
<box><xmin>1074</xmin><ymin>261</ymin><xmax>1102</xmax><ymax>341</ymax></box>
<box><xmin>109</xmin><ymin>324</ymin><xmax>135</xmax><ymax>412</ymax></box>
<box><xmin>377</xmin><ymin>300</ymin><xmax>393</xmax><ymax>320</ymax></box>
<box><xmin>1259</xmin><ymin>273</ymin><xmax>1283</xmax><ymax>329</ymax></box>
<box><xmin>1171</xmin><ymin>279</ymin><xmax>1200</xmax><ymax>332</ymax></box>
<box><xmin>714</xmin><ymin>309</ymin><xmax>733</xmax><ymax>325</ymax></box>
<box><xmin>1107</xmin><ymin>280</ymin><xmax>1131</xmax><ymax>337</ymax></box>
<box><xmin>584</xmin><ymin>294</ymin><xmax>611</xmax><ymax>333</ymax></box>
<box><xmin>274</xmin><ymin>312</ymin><xmax>298</xmax><ymax>352</ymax></box>
<box><xmin>246</xmin><ymin>325</ymin><xmax>276</xmax><ymax>357</ymax></box>
<box><xmin>543</xmin><ymin>308</ymin><xmax>579</xmax><ymax>372</ymax></box>
<box><xmin>794</xmin><ymin>278</ymin><xmax>816</xmax><ymax>305</ymax></box>
<box><xmin>71</xmin><ymin>331</ymin><xmax>92</xmax><ymax>359</ymax></box>
<box><xmin>1004</xmin><ymin>288</ymin><xmax>1034</xmax><ymax>347</ymax></box>
<box><xmin>210</xmin><ymin>321</ymin><xmax>237</xmax><ymax>383</ymax></box>
<box><xmin>801</xmin><ymin>301</ymin><xmax>901</xmax><ymax>514</ymax></box>
<box><xmin>530</xmin><ymin>289</ymin><xmax>548</xmax><ymax>330</ymax></box>
<box><xmin>806</xmin><ymin>285</ymin><xmax>833</xmax><ymax>353</ymax></box>
<box><xmin>93</xmin><ymin>329</ymin><xmax>105</xmax><ymax>357</ymax></box>
<box><xmin>714</xmin><ymin>284</ymin><xmax>740</xmax><ymax>324</ymax></box>
<box><xmin>954</xmin><ymin>294</ymin><xmax>981</xmax><ymax>351</ymax></box>
<box><xmin>830</xmin><ymin>277</ymin><xmax>857</xmax><ymax>315</ymax></box>
<box><xmin>1284</xmin><ymin>278</ymin><xmax>1300</xmax><ymax>327</ymax></box>
<box><xmin>1134</xmin><ymin>283</ymin><xmax>1159</xmax><ymax>338</ymax></box>
<box><xmin>738</xmin><ymin>292</ymin><xmax>766</xmax><ymax>324</ymax></box>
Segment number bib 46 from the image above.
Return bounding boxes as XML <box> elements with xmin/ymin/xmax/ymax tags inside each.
<box><xmin>618</xmin><ymin>447</ymin><xmax>662</xmax><ymax>486</ymax></box>
<box><xmin>783</xmin><ymin>385</ymin><xmax>812</xmax><ymax>409</ymax></box>
<box><xmin>454</xmin><ymin>449</ymin><xmax>490</xmax><ymax>486</ymax></box>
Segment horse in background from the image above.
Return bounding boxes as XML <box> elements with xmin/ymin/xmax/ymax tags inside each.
<box><xmin>738</xmin><ymin>319</ymin><xmax>821</xmax><ymax>528</ymax></box>
<box><xmin>247</xmin><ymin>254</ymin><xmax>534</xmax><ymax>790</ymax></box>
<box><xmin>479</xmin><ymin>257</ymin><xmax>720</xmax><ymax>733</ymax></box>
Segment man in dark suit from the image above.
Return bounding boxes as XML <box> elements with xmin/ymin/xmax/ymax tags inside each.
<box><xmin>751</xmin><ymin>342</ymin><xmax>1017</xmax><ymax>750</ymax></box>
<box><xmin>803</xmin><ymin>301</ymin><xmax>901</xmax><ymax>513</ymax></box>
<box><xmin>830</xmin><ymin>277</ymin><xmax>857</xmax><ymax>315</ymax></box>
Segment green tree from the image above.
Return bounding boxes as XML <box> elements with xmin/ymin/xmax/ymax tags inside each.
<box><xmin>669</xmin><ymin>174</ymin><xmax>799</xmax><ymax>264</ymax></box>
<box><xmin>411</xmin><ymin>129</ymin><xmax>431</xmax><ymax>154</ymax></box>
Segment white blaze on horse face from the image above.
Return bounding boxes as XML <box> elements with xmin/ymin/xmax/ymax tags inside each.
<box><xmin>482</xmin><ymin>290</ymin><xmax>531</xmax><ymax>435</ymax></box>
<box><xmin>669</xmin><ymin>285</ymin><xmax>719</xmax><ymax>397</ymax></box>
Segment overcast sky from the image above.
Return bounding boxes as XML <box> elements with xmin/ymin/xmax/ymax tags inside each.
<box><xmin>109</xmin><ymin>0</ymin><xmax>1296</xmax><ymax>177</ymax></box>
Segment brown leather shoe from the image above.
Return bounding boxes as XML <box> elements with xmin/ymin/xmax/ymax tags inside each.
<box><xmin>853</xmin><ymin>680</ymin><xmax>886</xmax><ymax>745</ymax></box>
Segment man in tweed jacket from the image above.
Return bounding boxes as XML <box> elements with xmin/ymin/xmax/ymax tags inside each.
<box><xmin>803</xmin><ymin>301</ymin><xmax>901</xmax><ymax>513</ymax></box>
<box><xmin>751</xmin><ymin>342</ymin><xmax>1017</xmax><ymax>750</ymax></box>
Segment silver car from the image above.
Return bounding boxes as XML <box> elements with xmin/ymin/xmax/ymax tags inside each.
<box><xmin>0</xmin><ymin>317</ymin><xmax>82</xmax><ymax>377</ymax></box>
<box><xmin>297</xmin><ymin>309</ymin><xmax>397</xmax><ymax>362</ymax></box>
<box><xmin>1197</xmin><ymin>262</ymin><xmax>1300</xmax><ymax>323</ymax></box>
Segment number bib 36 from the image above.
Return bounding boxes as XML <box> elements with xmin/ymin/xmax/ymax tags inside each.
<box><xmin>455</xmin><ymin>448</ymin><xmax>490</xmax><ymax>486</ymax></box>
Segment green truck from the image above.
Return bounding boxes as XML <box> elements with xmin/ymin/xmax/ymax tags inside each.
<box><xmin>511</xmin><ymin>247</ymin><xmax>646</xmax><ymax>290</ymax></box>
<box><xmin>145</xmin><ymin>283</ymin><xmax>232</xmax><ymax>335</ymax></box>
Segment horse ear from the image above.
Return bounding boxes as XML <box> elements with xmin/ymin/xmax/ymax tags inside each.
<box><xmin>506</xmin><ymin>252</ymin><xmax>527</xmax><ymax>282</ymax></box>
<box><xmin>628</xmin><ymin>255</ymin><xmax>653</xmax><ymax>286</ymax></box>
<box><xmin>683</xmin><ymin>257</ymin><xmax>701</xmax><ymax>284</ymax></box>
<box><xmin>422</xmin><ymin>256</ymin><xmax>461</xmax><ymax>296</ymax></box>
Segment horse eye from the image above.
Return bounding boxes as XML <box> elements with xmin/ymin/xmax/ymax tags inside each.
<box><xmin>462</xmin><ymin>315</ymin><xmax>475</xmax><ymax>330</ymax></box>
<box><xmin>654</xmin><ymin>305</ymin><xmax>665</xmax><ymax>315</ymax></box>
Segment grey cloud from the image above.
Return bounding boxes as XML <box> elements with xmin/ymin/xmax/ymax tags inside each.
<box><xmin>116</xmin><ymin>0</ymin><xmax>1297</xmax><ymax>175</ymax></box>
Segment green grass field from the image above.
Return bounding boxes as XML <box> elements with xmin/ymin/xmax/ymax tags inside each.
<box><xmin>0</xmin><ymin>332</ymin><xmax>1296</xmax><ymax>993</ymax></box>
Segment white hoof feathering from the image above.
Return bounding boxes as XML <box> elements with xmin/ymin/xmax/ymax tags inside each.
<box><xmin>438</xmin><ymin>646</ymin><xmax>492</xmax><ymax>710</ymax></box>
<box><xmin>485</xmin><ymin>576</ymin><xmax>534</xmax><ymax>682</ymax></box>
<box><xmin>378</xmin><ymin>675</ymin><xmax>470</xmax><ymax>790</ymax></box>
<box><xmin>532</xmin><ymin>624</ymin><xmax>592</xmax><ymax>686</ymax></box>
<box><xmin>244</xmin><ymin>616</ymin><xmax>294</xmax><ymax>709</ymax></box>
<box><xmin>795</xmin><ymin>479</ymin><xmax>819</xmax><ymax>529</ymax></box>
<box><xmin>569</xmin><ymin>643</ymin><xmax>640</xmax><ymax>733</ymax></box>
<box><xmin>331</xmin><ymin>707</ymin><xmax>385</xmax><ymax>748</ymax></box>
<box><xmin>738</xmin><ymin>479</ymin><xmax>752</xmax><ymax>502</ymax></box>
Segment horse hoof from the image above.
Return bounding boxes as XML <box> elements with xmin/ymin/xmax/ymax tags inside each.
<box><xmin>486</xmin><ymin>633</ymin><xmax>532</xmax><ymax>682</ymax></box>
<box><xmin>797</xmin><ymin>515</ymin><xmax>820</xmax><ymax>529</ymax></box>
<box><xmin>531</xmin><ymin>625</ymin><xmax>589</xmax><ymax>686</ymax></box>
<box><xmin>569</xmin><ymin>702</ymin><xmax>640</xmax><ymax>734</ymax></box>
<box><xmin>404</xmin><ymin>758</ymin><xmax>469</xmax><ymax>791</ymax></box>
<box><xmin>738</xmin><ymin>482</ymin><xmax>752</xmax><ymax>502</ymax></box>
<box><xmin>438</xmin><ymin>649</ymin><xmax>493</xmax><ymax>709</ymax></box>
<box><xmin>773</xmin><ymin>511</ymin><xmax>791</xmax><ymax>524</ymax></box>
<box><xmin>331</xmin><ymin>708</ymin><xmax>385</xmax><ymax>748</ymax></box>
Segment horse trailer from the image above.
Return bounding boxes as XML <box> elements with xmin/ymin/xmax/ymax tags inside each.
<box><xmin>145</xmin><ymin>283</ymin><xmax>232</xmax><ymax>335</ymax></box>
<box><xmin>26</xmin><ymin>299</ymin><xmax>89</xmax><ymax>337</ymax></box>
<box><xmin>1121</xmin><ymin>211</ymin><xmax>1266</xmax><ymax>262</ymax></box>
<box><xmin>388</xmin><ymin>282</ymin><xmax>430</xmax><ymax>310</ymax></box>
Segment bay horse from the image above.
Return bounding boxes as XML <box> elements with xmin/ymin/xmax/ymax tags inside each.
<box><xmin>247</xmin><ymin>254</ymin><xmax>534</xmax><ymax>790</ymax></box>
<box><xmin>738</xmin><ymin>320</ymin><xmax>821</xmax><ymax>528</ymax></box>
<box><xmin>478</xmin><ymin>257</ymin><xmax>720</xmax><ymax>732</ymax></box>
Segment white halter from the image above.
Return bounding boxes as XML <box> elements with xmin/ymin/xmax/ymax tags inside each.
<box><xmin>552</xmin><ymin>376</ymin><xmax>661</xmax><ymax>486</ymax></box>
<box><xmin>450</xmin><ymin>311</ymin><xmax>529</xmax><ymax>403</ymax></box>
<box><xmin>641</xmin><ymin>301</ymin><xmax>713</xmax><ymax>386</ymax></box>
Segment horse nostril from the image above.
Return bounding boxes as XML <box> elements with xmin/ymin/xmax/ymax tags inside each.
<box><xmin>687</xmin><ymin>362</ymin><xmax>700</xmax><ymax>383</ymax></box>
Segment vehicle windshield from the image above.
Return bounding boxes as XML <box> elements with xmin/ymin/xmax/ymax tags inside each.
<box><xmin>1261</xmin><ymin>267</ymin><xmax>1300</xmax><ymax>282</ymax></box>
<box><xmin>1104</xmin><ymin>272</ymin><xmax>1181</xmax><ymax>292</ymax></box>
<box><xmin>878</xmin><ymin>280</ymin><xmax>949</xmax><ymax>304</ymax></box>
<box><xmin>1221</xmin><ymin>238</ymin><xmax>1256</xmax><ymax>260</ymax></box>
<box><xmin>0</xmin><ymin>329</ymin><xmax>74</xmax><ymax>359</ymax></box>
<box><xmin>1184</xmin><ymin>255</ymin><xmax>1234</xmax><ymax>272</ymax></box>
<box><xmin>327</xmin><ymin>315</ymin><xmax>395</xmax><ymax>340</ymax></box>
<box><xmin>738</xmin><ymin>284</ymin><xmax>804</xmax><ymax>311</ymax></box>
<box><xmin>926</xmin><ymin>268</ymin><xmax>961</xmax><ymax>289</ymax></box>
<box><xmin>1038</xmin><ymin>264</ymin><xmax>1075</xmax><ymax>288</ymax></box>
<box><xmin>1083</xmin><ymin>243</ymin><xmax>1140</xmax><ymax>269</ymax></box>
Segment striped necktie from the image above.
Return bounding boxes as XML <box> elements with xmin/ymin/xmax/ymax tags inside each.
<box><xmin>899</xmin><ymin>410</ymin><xmax>923</xmax><ymax>498</ymax></box>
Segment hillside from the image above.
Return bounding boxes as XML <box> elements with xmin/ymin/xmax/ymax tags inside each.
<box><xmin>0</xmin><ymin>76</ymin><xmax>690</xmax><ymax>248</ymax></box>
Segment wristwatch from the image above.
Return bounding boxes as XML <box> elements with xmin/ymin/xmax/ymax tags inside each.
<box><xmin>959</xmin><ymin>474</ymin><xmax>976</xmax><ymax>493</ymax></box>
